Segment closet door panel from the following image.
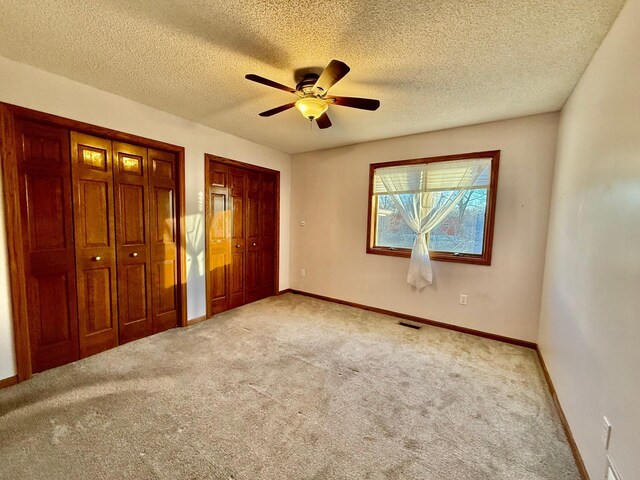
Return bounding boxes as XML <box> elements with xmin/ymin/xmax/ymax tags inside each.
<box><xmin>228</xmin><ymin>167</ymin><xmax>246</xmax><ymax>309</ymax></box>
<box><xmin>149</xmin><ymin>149</ymin><xmax>179</xmax><ymax>332</ymax></box>
<box><xmin>84</xmin><ymin>268</ymin><xmax>113</xmax><ymax>332</ymax></box>
<box><xmin>80</xmin><ymin>181</ymin><xmax>110</xmax><ymax>244</ymax></box>
<box><xmin>33</xmin><ymin>273</ymin><xmax>72</xmax><ymax>344</ymax></box>
<box><xmin>113</xmin><ymin>142</ymin><xmax>152</xmax><ymax>343</ymax></box>
<box><xmin>245</xmin><ymin>170</ymin><xmax>261</xmax><ymax>303</ymax></box>
<box><xmin>257</xmin><ymin>172</ymin><xmax>276</xmax><ymax>299</ymax></box>
<box><xmin>25</xmin><ymin>176</ymin><xmax>66</xmax><ymax>249</ymax></box>
<box><xmin>71</xmin><ymin>132</ymin><xmax>118</xmax><ymax>357</ymax></box>
<box><xmin>16</xmin><ymin>120</ymin><xmax>79</xmax><ymax>372</ymax></box>
<box><xmin>208</xmin><ymin>163</ymin><xmax>230</xmax><ymax>315</ymax></box>
<box><xmin>155</xmin><ymin>261</ymin><xmax>177</xmax><ymax>312</ymax></box>
<box><xmin>123</xmin><ymin>264</ymin><xmax>148</xmax><ymax>317</ymax></box>
<box><xmin>121</xmin><ymin>185</ymin><xmax>145</xmax><ymax>244</ymax></box>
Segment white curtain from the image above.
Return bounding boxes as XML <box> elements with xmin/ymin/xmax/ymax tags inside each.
<box><xmin>376</xmin><ymin>160</ymin><xmax>489</xmax><ymax>288</ymax></box>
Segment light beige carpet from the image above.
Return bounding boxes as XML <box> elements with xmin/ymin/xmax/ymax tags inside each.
<box><xmin>0</xmin><ymin>293</ymin><xmax>579</xmax><ymax>479</ymax></box>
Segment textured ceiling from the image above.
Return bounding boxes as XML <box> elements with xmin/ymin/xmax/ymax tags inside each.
<box><xmin>0</xmin><ymin>0</ymin><xmax>626</xmax><ymax>154</ymax></box>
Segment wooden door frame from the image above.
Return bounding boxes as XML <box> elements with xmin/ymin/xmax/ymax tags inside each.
<box><xmin>204</xmin><ymin>154</ymin><xmax>280</xmax><ymax>318</ymax></box>
<box><xmin>0</xmin><ymin>103</ymin><xmax>188</xmax><ymax>383</ymax></box>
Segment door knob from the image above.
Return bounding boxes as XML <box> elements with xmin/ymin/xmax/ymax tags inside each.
<box><xmin>236</xmin><ymin>244</ymin><xmax>241</xmax><ymax>248</ymax></box>
<box><xmin>92</xmin><ymin>256</ymin><xmax>101</xmax><ymax>261</ymax></box>
<box><xmin>252</xmin><ymin>242</ymin><xmax>257</xmax><ymax>247</ymax></box>
<box><xmin>130</xmin><ymin>252</ymin><xmax>138</xmax><ymax>257</ymax></box>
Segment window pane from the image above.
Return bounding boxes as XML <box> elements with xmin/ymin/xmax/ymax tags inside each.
<box><xmin>428</xmin><ymin>189</ymin><xmax>487</xmax><ymax>254</ymax></box>
<box><xmin>375</xmin><ymin>194</ymin><xmax>415</xmax><ymax>249</ymax></box>
<box><xmin>372</xmin><ymin>157</ymin><xmax>492</xmax><ymax>194</ymax></box>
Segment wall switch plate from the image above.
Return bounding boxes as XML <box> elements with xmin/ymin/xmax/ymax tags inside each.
<box><xmin>602</xmin><ymin>416</ymin><xmax>612</xmax><ymax>450</ymax></box>
<box><xmin>301</xmin><ymin>220</ymin><xmax>305</xmax><ymax>226</ymax></box>
<box><xmin>301</xmin><ymin>268</ymin><xmax>306</xmax><ymax>277</ymax></box>
<box><xmin>459</xmin><ymin>294</ymin><xmax>468</xmax><ymax>305</ymax></box>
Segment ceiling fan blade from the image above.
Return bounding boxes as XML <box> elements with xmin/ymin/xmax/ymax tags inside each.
<box><xmin>258</xmin><ymin>103</ymin><xmax>296</xmax><ymax>117</ymax></box>
<box><xmin>245</xmin><ymin>74</ymin><xmax>296</xmax><ymax>94</ymax></box>
<box><xmin>314</xmin><ymin>60</ymin><xmax>350</xmax><ymax>94</ymax></box>
<box><xmin>316</xmin><ymin>112</ymin><xmax>332</xmax><ymax>129</ymax></box>
<box><xmin>327</xmin><ymin>96</ymin><xmax>380</xmax><ymax>111</ymax></box>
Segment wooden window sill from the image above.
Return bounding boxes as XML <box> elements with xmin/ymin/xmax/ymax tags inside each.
<box><xmin>366</xmin><ymin>247</ymin><xmax>491</xmax><ymax>266</ymax></box>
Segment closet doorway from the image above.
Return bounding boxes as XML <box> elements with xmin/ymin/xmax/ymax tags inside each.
<box><xmin>205</xmin><ymin>155</ymin><xmax>279</xmax><ymax>317</ymax></box>
<box><xmin>0</xmin><ymin>103</ymin><xmax>187</xmax><ymax>382</ymax></box>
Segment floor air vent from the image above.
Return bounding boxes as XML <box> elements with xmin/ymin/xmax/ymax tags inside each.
<box><xmin>399</xmin><ymin>321</ymin><xmax>421</xmax><ymax>330</ymax></box>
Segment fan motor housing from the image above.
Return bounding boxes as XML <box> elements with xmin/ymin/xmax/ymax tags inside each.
<box><xmin>296</xmin><ymin>73</ymin><xmax>320</xmax><ymax>94</ymax></box>
<box><xmin>245</xmin><ymin>59</ymin><xmax>379</xmax><ymax>128</ymax></box>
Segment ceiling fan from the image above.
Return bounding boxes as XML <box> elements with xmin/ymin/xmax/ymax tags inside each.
<box><xmin>245</xmin><ymin>60</ymin><xmax>380</xmax><ymax>129</ymax></box>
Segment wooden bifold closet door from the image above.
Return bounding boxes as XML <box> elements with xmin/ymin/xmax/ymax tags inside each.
<box><xmin>245</xmin><ymin>169</ymin><xmax>276</xmax><ymax>304</ymax></box>
<box><xmin>112</xmin><ymin>141</ymin><xmax>153</xmax><ymax>343</ymax></box>
<box><xmin>148</xmin><ymin>148</ymin><xmax>180</xmax><ymax>333</ymax></box>
<box><xmin>70</xmin><ymin>132</ymin><xmax>119</xmax><ymax>356</ymax></box>
<box><xmin>206</xmin><ymin>159</ymin><xmax>278</xmax><ymax>316</ymax></box>
<box><xmin>1</xmin><ymin>104</ymin><xmax>185</xmax><ymax>379</ymax></box>
<box><xmin>15</xmin><ymin>120</ymin><xmax>80</xmax><ymax>372</ymax></box>
<box><xmin>70</xmin><ymin>133</ymin><xmax>180</xmax><ymax>351</ymax></box>
<box><xmin>208</xmin><ymin>162</ymin><xmax>231</xmax><ymax>314</ymax></box>
<box><xmin>228</xmin><ymin>166</ymin><xmax>247</xmax><ymax>309</ymax></box>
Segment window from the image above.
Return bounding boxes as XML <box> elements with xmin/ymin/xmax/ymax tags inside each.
<box><xmin>367</xmin><ymin>150</ymin><xmax>500</xmax><ymax>265</ymax></box>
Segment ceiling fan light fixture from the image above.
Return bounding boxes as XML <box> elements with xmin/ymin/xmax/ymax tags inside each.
<box><xmin>295</xmin><ymin>97</ymin><xmax>328</xmax><ymax>120</ymax></box>
<box><xmin>246</xmin><ymin>60</ymin><xmax>380</xmax><ymax>129</ymax></box>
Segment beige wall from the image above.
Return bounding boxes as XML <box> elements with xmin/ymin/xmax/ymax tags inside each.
<box><xmin>538</xmin><ymin>0</ymin><xmax>640</xmax><ymax>478</ymax></box>
<box><xmin>290</xmin><ymin>113</ymin><xmax>559</xmax><ymax>342</ymax></box>
<box><xmin>0</xmin><ymin>56</ymin><xmax>292</xmax><ymax>380</ymax></box>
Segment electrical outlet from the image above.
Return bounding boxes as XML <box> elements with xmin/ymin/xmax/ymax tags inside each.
<box><xmin>301</xmin><ymin>268</ymin><xmax>306</xmax><ymax>277</ymax></box>
<box><xmin>459</xmin><ymin>294</ymin><xmax>468</xmax><ymax>305</ymax></box>
<box><xmin>301</xmin><ymin>219</ymin><xmax>306</xmax><ymax>226</ymax></box>
<box><xmin>602</xmin><ymin>417</ymin><xmax>612</xmax><ymax>449</ymax></box>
